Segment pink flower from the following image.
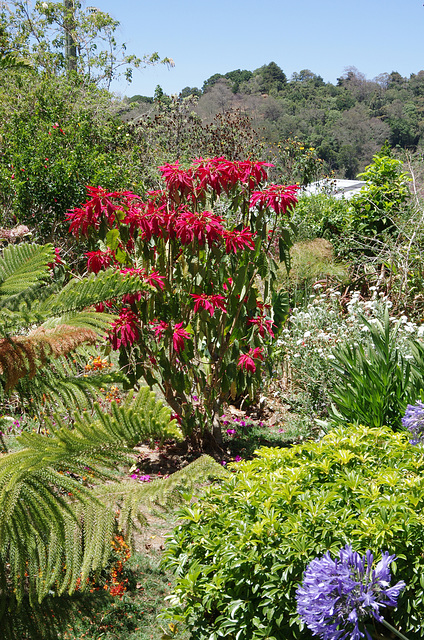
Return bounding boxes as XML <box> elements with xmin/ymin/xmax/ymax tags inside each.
<box><xmin>222</xmin><ymin>228</ymin><xmax>255</xmax><ymax>253</ymax></box>
<box><xmin>250</xmin><ymin>184</ymin><xmax>299</xmax><ymax>215</ymax></box>
<box><xmin>109</xmin><ymin>308</ymin><xmax>139</xmax><ymax>350</ymax></box>
<box><xmin>172</xmin><ymin>322</ymin><xmax>191</xmax><ymax>353</ymax></box>
<box><xmin>191</xmin><ymin>293</ymin><xmax>226</xmax><ymax>316</ymax></box>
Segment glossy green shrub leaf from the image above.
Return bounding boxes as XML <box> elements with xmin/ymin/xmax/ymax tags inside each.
<box><xmin>163</xmin><ymin>425</ymin><xmax>424</xmax><ymax>639</ymax></box>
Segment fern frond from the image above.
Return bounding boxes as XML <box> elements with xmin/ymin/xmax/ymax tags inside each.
<box><xmin>0</xmin><ymin>243</ymin><xmax>54</xmax><ymax>297</ymax></box>
<box><xmin>38</xmin><ymin>269</ymin><xmax>145</xmax><ymax>316</ymax></box>
<box><xmin>95</xmin><ymin>455</ymin><xmax>228</xmax><ymax>534</ymax></box>
<box><xmin>0</xmin><ymin>325</ymin><xmax>98</xmax><ymax>390</ymax></box>
<box><xmin>0</xmin><ymin>387</ymin><xmax>181</xmax><ymax>616</ymax></box>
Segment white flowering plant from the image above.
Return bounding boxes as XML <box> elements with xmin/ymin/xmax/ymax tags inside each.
<box><xmin>274</xmin><ymin>286</ymin><xmax>424</xmax><ymax>429</ymax></box>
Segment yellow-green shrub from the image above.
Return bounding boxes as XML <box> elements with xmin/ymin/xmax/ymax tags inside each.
<box><xmin>163</xmin><ymin>425</ymin><xmax>424</xmax><ymax>639</ymax></box>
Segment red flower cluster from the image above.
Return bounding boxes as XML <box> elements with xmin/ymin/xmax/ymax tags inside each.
<box><xmin>237</xmin><ymin>347</ymin><xmax>264</xmax><ymax>373</ymax></box>
<box><xmin>248</xmin><ymin>315</ymin><xmax>275</xmax><ymax>339</ymax></box>
<box><xmin>160</xmin><ymin>157</ymin><xmax>273</xmax><ymax>200</ymax></box>
<box><xmin>151</xmin><ymin>320</ymin><xmax>169</xmax><ymax>339</ymax></box>
<box><xmin>173</xmin><ymin>322</ymin><xmax>191</xmax><ymax>353</ymax></box>
<box><xmin>191</xmin><ymin>293</ymin><xmax>227</xmax><ymax>316</ymax></box>
<box><xmin>175</xmin><ymin>209</ymin><xmax>225</xmax><ymax>245</ymax></box>
<box><xmin>67</xmin><ymin>186</ymin><xmax>140</xmax><ymax>238</ymax></box>
<box><xmin>222</xmin><ymin>227</ymin><xmax>255</xmax><ymax>253</ymax></box>
<box><xmin>109</xmin><ymin>308</ymin><xmax>140</xmax><ymax>350</ymax></box>
<box><xmin>86</xmin><ymin>249</ymin><xmax>114</xmax><ymax>273</ymax></box>
<box><xmin>250</xmin><ymin>184</ymin><xmax>299</xmax><ymax>215</ymax></box>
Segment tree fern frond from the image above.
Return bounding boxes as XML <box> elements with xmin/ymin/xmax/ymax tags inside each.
<box><xmin>0</xmin><ymin>386</ymin><xmax>181</xmax><ymax>618</ymax></box>
<box><xmin>38</xmin><ymin>268</ymin><xmax>145</xmax><ymax>316</ymax></box>
<box><xmin>0</xmin><ymin>243</ymin><xmax>54</xmax><ymax>297</ymax></box>
<box><xmin>0</xmin><ymin>325</ymin><xmax>98</xmax><ymax>391</ymax></box>
<box><xmin>39</xmin><ymin>310</ymin><xmax>117</xmax><ymax>335</ymax></box>
<box><xmin>94</xmin><ymin>455</ymin><xmax>228</xmax><ymax>534</ymax></box>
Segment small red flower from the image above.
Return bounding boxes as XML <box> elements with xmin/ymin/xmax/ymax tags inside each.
<box><xmin>172</xmin><ymin>322</ymin><xmax>191</xmax><ymax>353</ymax></box>
<box><xmin>151</xmin><ymin>320</ymin><xmax>169</xmax><ymax>339</ymax></box>
<box><xmin>47</xmin><ymin>247</ymin><xmax>63</xmax><ymax>269</ymax></box>
<box><xmin>109</xmin><ymin>309</ymin><xmax>139</xmax><ymax>350</ymax></box>
<box><xmin>250</xmin><ymin>184</ymin><xmax>299</xmax><ymax>215</ymax></box>
<box><xmin>86</xmin><ymin>250</ymin><xmax>114</xmax><ymax>274</ymax></box>
<box><xmin>237</xmin><ymin>347</ymin><xmax>264</xmax><ymax>373</ymax></box>
<box><xmin>222</xmin><ymin>228</ymin><xmax>255</xmax><ymax>253</ymax></box>
<box><xmin>237</xmin><ymin>353</ymin><xmax>256</xmax><ymax>373</ymax></box>
<box><xmin>191</xmin><ymin>293</ymin><xmax>227</xmax><ymax>316</ymax></box>
<box><xmin>248</xmin><ymin>316</ymin><xmax>275</xmax><ymax>339</ymax></box>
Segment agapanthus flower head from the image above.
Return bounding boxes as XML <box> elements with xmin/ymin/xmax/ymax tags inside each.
<box><xmin>402</xmin><ymin>401</ymin><xmax>424</xmax><ymax>444</ymax></box>
<box><xmin>296</xmin><ymin>545</ymin><xmax>405</xmax><ymax>640</ymax></box>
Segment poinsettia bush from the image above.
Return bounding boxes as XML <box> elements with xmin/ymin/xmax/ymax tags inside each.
<box><xmin>67</xmin><ymin>157</ymin><xmax>298</xmax><ymax>441</ymax></box>
<box><xmin>162</xmin><ymin>425</ymin><xmax>424</xmax><ymax>639</ymax></box>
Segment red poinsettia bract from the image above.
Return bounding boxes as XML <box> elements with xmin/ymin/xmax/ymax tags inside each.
<box><xmin>120</xmin><ymin>268</ymin><xmax>165</xmax><ymax>291</ymax></box>
<box><xmin>110</xmin><ymin>309</ymin><xmax>140</xmax><ymax>350</ymax></box>
<box><xmin>86</xmin><ymin>250</ymin><xmax>114</xmax><ymax>274</ymax></box>
<box><xmin>191</xmin><ymin>293</ymin><xmax>227</xmax><ymax>316</ymax></box>
<box><xmin>151</xmin><ymin>320</ymin><xmax>169</xmax><ymax>340</ymax></box>
<box><xmin>222</xmin><ymin>228</ymin><xmax>255</xmax><ymax>254</ymax></box>
<box><xmin>67</xmin><ymin>187</ymin><xmax>140</xmax><ymax>238</ymax></box>
<box><xmin>159</xmin><ymin>161</ymin><xmax>195</xmax><ymax>200</ymax></box>
<box><xmin>237</xmin><ymin>347</ymin><xmax>264</xmax><ymax>373</ymax></box>
<box><xmin>250</xmin><ymin>184</ymin><xmax>299</xmax><ymax>215</ymax></box>
<box><xmin>248</xmin><ymin>316</ymin><xmax>275</xmax><ymax>339</ymax></box>
<box><xmin>175</xmin><ymin>209</ymin><xmax>225</xmax><ymax>246</ymax></box>
<box><xmin>172</xmin><ymin>323</ymin><xmax>191</xmax><ymax>354</ymax></box>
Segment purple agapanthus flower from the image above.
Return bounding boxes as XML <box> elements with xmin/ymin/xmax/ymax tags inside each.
<box><xmin>402</xmin><ymin>401</ymin><xmax>424</xmax><ymax>444</ymax></box>
<box><xmin>296</xmin><ymin>545</ymin><xmax>405</xmax><ymax>640</ymax></box>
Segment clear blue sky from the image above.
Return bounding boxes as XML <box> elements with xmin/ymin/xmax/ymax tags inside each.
<box><xmin>94</xmin><ymin>0</ymin><xmax>424</xmax><ymax>98</ymax></box>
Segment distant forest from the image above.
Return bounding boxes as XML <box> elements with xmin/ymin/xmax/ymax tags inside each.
<box><xmin>127</xmin><ymin>62</ymin><xmax>424</xmax><ymax>179</ymax></box>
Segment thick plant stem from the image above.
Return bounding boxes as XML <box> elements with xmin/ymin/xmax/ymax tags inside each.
<box><xmin>380</xmin><ymin>619</ymin><xmax>410</xmax><ymax>640</ymax></box>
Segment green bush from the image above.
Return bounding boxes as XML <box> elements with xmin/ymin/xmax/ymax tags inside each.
<box><xmin>0</xmin><ymin>72</ymin><xmax>144</xmax><ymax>241</ymax></box>
<box><xmin>163</xmin><ymin>424</ymin><xmax>424</xmax><ymax>639</ymax></box>
<box><xmin>328</xmin><ymin>308</ymin><xmax>424</xmax><ymax>430</ymax></box>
